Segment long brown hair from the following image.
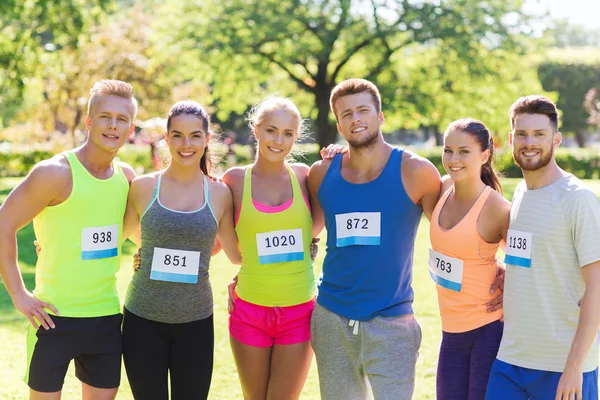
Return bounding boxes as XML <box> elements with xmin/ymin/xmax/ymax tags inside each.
<box><xmin>166</xmin><ymin>100</ymin><xmax>217</xmax><ymax>175</ymax></box>
<box><xmin>445</xmin><ymin>118</ymin><xmax>502</xmax><ymax>194</ymax></box>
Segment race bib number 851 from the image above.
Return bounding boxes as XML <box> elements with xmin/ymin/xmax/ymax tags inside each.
<box><xmin>335</xmin><ymin>212</ymin><xmax>381</xmax><ymax>247</ymax></box>
<box><xmin>150</xmin><ymin>247</ymin><xmax>201</xmax><ymax>284</ymax></box>
<box><xmin>81</xmin><ymin>224</ymin><xmax>118</xmax><ymax>260</ymax></box>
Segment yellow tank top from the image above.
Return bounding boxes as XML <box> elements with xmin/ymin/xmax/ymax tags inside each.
<box><xmin>235</xmin><ymin>166</ymin><xmax>315</xmax><ymax>306</ymax></box>
<box><xmin>33</xmin><ymin>151</ymin><xmax>129</xmax><ymax>317</ymax></box>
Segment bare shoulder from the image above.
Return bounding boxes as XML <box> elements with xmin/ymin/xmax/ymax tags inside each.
<box><xmin>402</xmin><ymin>149</ymin><xmax>438</xmax><ymax>175</ymax></box>
<box><xmin>130</xmin><ymin>172</ymin><xmax>159</xmax><ymax>196</ymax></box>
<box><xmin>482</xmin><ymin>189</ymin><xmax>511</xmax><ymax>219</ymax></box>
<box><xmin>222</xmin><ymin>166</ymin><xmax>247</xmax><ymax>189</ymax></box>
<box><xmin>401</xmin><ymin>149</ymin><xmax>441</xmax><ymax>188</ymax></box>
<box><xmin>440</xmin><ymin>174</ymin><xmax>454</xmax><ymax>194</ymax></box>
<box><xmin>289</xmin><ymin>163</ymin><xmax>310</xmax><ymax>179</ymax></box>
<box><xmin>118</xmin><ymin>161</ymin><xmax>137</xmax><ymax>183</ymax></box>
<box><xmin>208</xmin><ymin>179</ymin><xmax>233</xmax><ymax>199</ymax></box>
<box><xmin>308</xmin><ymin>158</ymin><xmax>332</xmax><ymax>179</ymax></box>
<box><xmin>27</xmin><ymin>154</ymin><xmax>72</xmax><ymax>186</ymax></box>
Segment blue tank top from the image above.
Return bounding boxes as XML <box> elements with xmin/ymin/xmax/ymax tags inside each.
<box><xmin>317</xmin><ymin>148</ymin><xmax>422</xmax><ymax>321</ymax></box>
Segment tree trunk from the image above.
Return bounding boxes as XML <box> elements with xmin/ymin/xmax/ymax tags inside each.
<box><xmin>574</xmin><ymin>130</ymin><xmax>586</xmax><ymax>148</ymax></box>
<box><xmin>433</xmin><ymin>125</ymin><xmax>443</xmax><ymax>146</ymax></box>
<box><xmin>315</xmin><ymin>90</ymin><xmax>337</xmax><ymax>149</ymax></box>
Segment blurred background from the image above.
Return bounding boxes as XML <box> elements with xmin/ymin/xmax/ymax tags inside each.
<box><xmin>1</xmin><ymin>0</ymin><xmax>600</xmax><ymax>178</ymax></box>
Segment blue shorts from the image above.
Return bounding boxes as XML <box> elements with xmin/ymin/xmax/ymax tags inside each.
<box><xmin>486</xmin><ymin>359</ymin><xmax>598</xmax><ymax>400</ymax></box>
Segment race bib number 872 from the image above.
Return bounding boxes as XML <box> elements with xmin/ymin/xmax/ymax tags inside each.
<box><xmin>335</xmin><ymin>212</ymin><xmax>381</xmax><ymax>247</ymax></box>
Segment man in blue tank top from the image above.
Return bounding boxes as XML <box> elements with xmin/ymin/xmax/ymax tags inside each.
<box><xmin>307</xmin><ymin>79</ymin><xmax>442</xmax><ymax>400</ymax></box>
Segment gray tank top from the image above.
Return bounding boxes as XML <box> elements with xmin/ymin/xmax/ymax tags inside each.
<box><xmin>124</xmin><ymin>173</ymin><xmax>218</xmax><ymax>323</ymax></box>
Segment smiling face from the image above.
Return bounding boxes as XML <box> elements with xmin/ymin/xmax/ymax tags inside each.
<box><xmin>254</xmin><ymin>108</ymin><xmax>299</xmax><ymax>163</ymax></box>
<box><xmin>443</xmin><ymin>129</ymin><xmax>490</xmax><ymax>183</ymax></box>
<box><xmin>510</xmin><ymin>113</ymin><xmax>561</xmax><ymax>171</ymax></box>
<box><xmin>334</xmin><ymin>92</ymin><xmax>383</xmax><ymax>150</ymax></box>
<box><xmin>166</xmin><ymin>114</ymin><xmax>209</xmax><ymax>167</ymax></box>
<box><xmin>85</xmin><ymin>95</ymin><xmax>135</xmax><ymax>153</ymax></box>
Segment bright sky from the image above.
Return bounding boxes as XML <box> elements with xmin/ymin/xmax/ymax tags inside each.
<box><xmin>526</xmin><ymin>0</ymin><xmax>600</xmax><ymax>29</ymax></box>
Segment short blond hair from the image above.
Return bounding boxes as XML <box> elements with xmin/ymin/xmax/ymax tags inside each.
<box><xmin>87</xmin><ymin>79</ymin><xmax>138</xmax><ymax>120</ymax></box>
<box><xmin>330</xmin><ymin>78</ymin><xmax>381</xmax><ymax>120</ymax></box>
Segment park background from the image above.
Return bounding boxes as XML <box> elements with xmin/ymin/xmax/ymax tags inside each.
<box><xmin>1</xmin><ymin>0</ymin><xmax>600</xmax><ymax>398</ymax></box>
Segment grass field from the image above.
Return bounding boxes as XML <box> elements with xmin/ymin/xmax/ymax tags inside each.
<box><xmin>1</xmin><ymin>177</ymin><xmax>600</xmax><ymax>399</ymax></box>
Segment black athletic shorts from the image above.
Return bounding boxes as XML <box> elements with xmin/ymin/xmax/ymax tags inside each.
<box><xmin>25</xmin><ymin>313</ymin><xmax>122</xmax><ymax>393</ymax></box>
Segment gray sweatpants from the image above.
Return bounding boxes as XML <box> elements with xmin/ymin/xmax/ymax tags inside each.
<box><xmin>311</xmin><ymin>303</ymin><xmax>422</xmax><ymax>400</ymax></box>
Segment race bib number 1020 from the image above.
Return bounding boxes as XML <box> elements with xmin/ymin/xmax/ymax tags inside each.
<box><xmin>256</xmin><ymin>229</ymin><xmax>304</xmax><ymax>264</ymax></box>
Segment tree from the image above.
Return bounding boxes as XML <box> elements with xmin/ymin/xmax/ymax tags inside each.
<box><xmin>12</xmin><ymin>4</ymin><xmax>179</xmax><ymax>147</ymax></box>
<box><xmin>538</xmin><ymin>62</ymin><xmax>600</xmax><ymax>147</ymax></box>
<box><xmin>585</xmin><ymin>88</ymin><xmax>600</xmax><ymax>129</ymax></box>
<box><xmin>545</xmin><ymin>19</ymin><xmax>600</xmax><ymax>48</ymax></box>
<box><xmin>161</xmin><ymin>0</ymin><xmax>532</xmax><ymax>148</ymax></box>
<box><xmin>0</xmin><ymin>0</ymin><xmax>112</xmax><ymax>126</ymax></box>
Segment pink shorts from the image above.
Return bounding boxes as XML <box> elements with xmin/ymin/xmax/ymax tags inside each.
<box><xmin>229</xmin><ymin>296</ymin><xmax>315</xmax><ymax>348</ymax></box>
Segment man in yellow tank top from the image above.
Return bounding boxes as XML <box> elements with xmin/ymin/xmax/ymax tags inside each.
<box><xmin>0</xmin><ymin>80</ymin><xmax>138</xmax><ymax>399</ymax></box>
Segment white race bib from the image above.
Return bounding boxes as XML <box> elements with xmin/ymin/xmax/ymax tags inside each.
<box><xmin>428</xmin><ymin>249</ymin><xmax>464</xmax><ymax>292</ymax></box>
<box><xmin>150</xmin><ymin>247</ymin><xmax>201</xmax><ymax>284</ymax></box>
<box><xmin>81</xmin><ymin>224</ymin><xmax>119</xmax><ymax>260</ymax></box>
<box><xmin>256</xmin><ymin>229</ymin><xmax>304</xmax><ymax>264</ymax></box>
<box><xmin>504</xmin><ymin>229</ymin><xmax>532</xmax><ymax>268</ymax></box>
<box><xmin>335</xmin><ymin>212</ymin><xmax>381</xmax><ymax>247</ymax></box>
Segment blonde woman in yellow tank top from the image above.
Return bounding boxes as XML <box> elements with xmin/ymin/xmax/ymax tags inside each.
<box><xmin>218</xmin><ymin>96</ymin><xmax>343</xmax><ymax>400</ymax></box>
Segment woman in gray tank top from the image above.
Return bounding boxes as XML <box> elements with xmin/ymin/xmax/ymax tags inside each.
<box><xmin>121</xmin><ymin>101</ymin><xmax>241</xmax><ymax>400</ymax></box>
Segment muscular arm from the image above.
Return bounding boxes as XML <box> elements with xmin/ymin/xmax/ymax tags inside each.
<box><xmin>0</xmin><ymin>161</ymin><xmax>67</xmax><ymax>328</ymax></box>
<box><xmin>307</xmin><ymin>160</ymin><xmax>331</xmax><ymax>237</ymax></box>
<box><xmin>402</xmin><ymin>151</ymin><xmax>441</xmax><ymax>221</ymax></box>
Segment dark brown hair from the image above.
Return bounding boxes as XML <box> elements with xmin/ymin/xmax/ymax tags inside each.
<box><xmin>445</xmin><ymin>118</ymin><xmax>502</xmax><ymax>194</ymax></box>
<box><xmin>329</xmin><ymin>78</ymin><xmax>381</xmax><ymax>120</ymax></box>
<box><xmin>509</xmin><ymin>95</ymin><xmax>559</xmax><ymax>131</ymax></box>
<box><xmin>166</xmin><ymin>100</ymin><xmax>217</xmax><ymax>175</ymax></box>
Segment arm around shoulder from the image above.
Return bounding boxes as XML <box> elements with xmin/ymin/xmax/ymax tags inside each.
<box><xmin>210</xmin><ymin>180</ymin><xmax>241</xmax><ymax>264</ymax></box>
<box><xmin>307</xmin><ymin>160</ymin><xmax>331</xmax><ymax>237</ymax></box>
<box><xmin>402</xmin><ymin>151</ymin><xmax>441</xmax><ymax>221</ymax></box>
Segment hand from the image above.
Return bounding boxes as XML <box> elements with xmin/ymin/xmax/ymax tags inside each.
<box><xmin>486</xmin><ymin>268</ymin><xmax>505</xmax><ymax>313</ymax></box>
<box><xmin>13</xmin><ymin>290</ymin><xmax>59</xmax><ymax>330</ymax></box>
<box><xmin>310</xmin><ymin>238</ymin><xmax>320</xmax><ymax>261</ymax></box>
<box><xmin>132</xmin><ymin>247</ymin><xmax>141</xmax><ymax>271</ymax></box>
<box><xmin>33</xmin><ymin>240</ymin><xmax>41</xmax><ymax>256</ymax></box>
<box><xmin>555</xmin><ymin>363</ymin><xmax>583</xmax><ymax>400</ymax></box>
<box><xmin>320</xmin><ymin>144</ymin><xmax>348</xmax><ymax>160</ymax></box>
<box><xmin>227</xmin><ymin>275</ymin><xmax>238</xmax><ymax>314</ymax></box>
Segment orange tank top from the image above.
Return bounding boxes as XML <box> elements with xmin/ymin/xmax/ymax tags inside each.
<box><xmin>429</xmin><ymin>185</ymin><xmax>502</xmax><ymax>333</ymax></box>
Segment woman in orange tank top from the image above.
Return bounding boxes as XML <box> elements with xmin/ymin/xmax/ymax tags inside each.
<box><xmin>430</xmin><ymin>118</ymin><xmax>510</xmax><ymax>400</ymax></box>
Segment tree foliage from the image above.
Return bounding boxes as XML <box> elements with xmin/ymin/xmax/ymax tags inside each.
<box><xmin>161</xmin><ymin>0</ymin><xmax>532</xmax><ymax>147</ymax></box>
<box><xmin>0</xmin><ymin>0</ymin><xmax>112</xmax><ymax>126</ymax></box>
<box><xmin>538</xmin><ymin>62</ymin><xmax>600</xmax><ymax>147</ymax></box>
<box><xmin>10</xmin><ymin>4</ymin><xmax>178</xmax><ymax>147</ymax></box>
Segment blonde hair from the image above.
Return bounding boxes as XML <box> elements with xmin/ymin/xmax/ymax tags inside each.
<box><xmin>87</xmin><ymin>79</ymin><xmax>138</xmax><ymax>120</ymax></box>
<box><xmin>330</xmin><ymin>78</ymin><xmax>381</xmax><ymax>120</ymax></box>
<box><xmin>247</xmin><ymin>95</ymin><xmax>308</xmax><ymax>161</ymax></box>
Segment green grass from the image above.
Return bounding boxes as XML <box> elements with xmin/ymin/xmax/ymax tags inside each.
<box><xmin>1</xmin><ymin>177</ymin><xmax>599</xmax><ymax>399</ymax></box>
